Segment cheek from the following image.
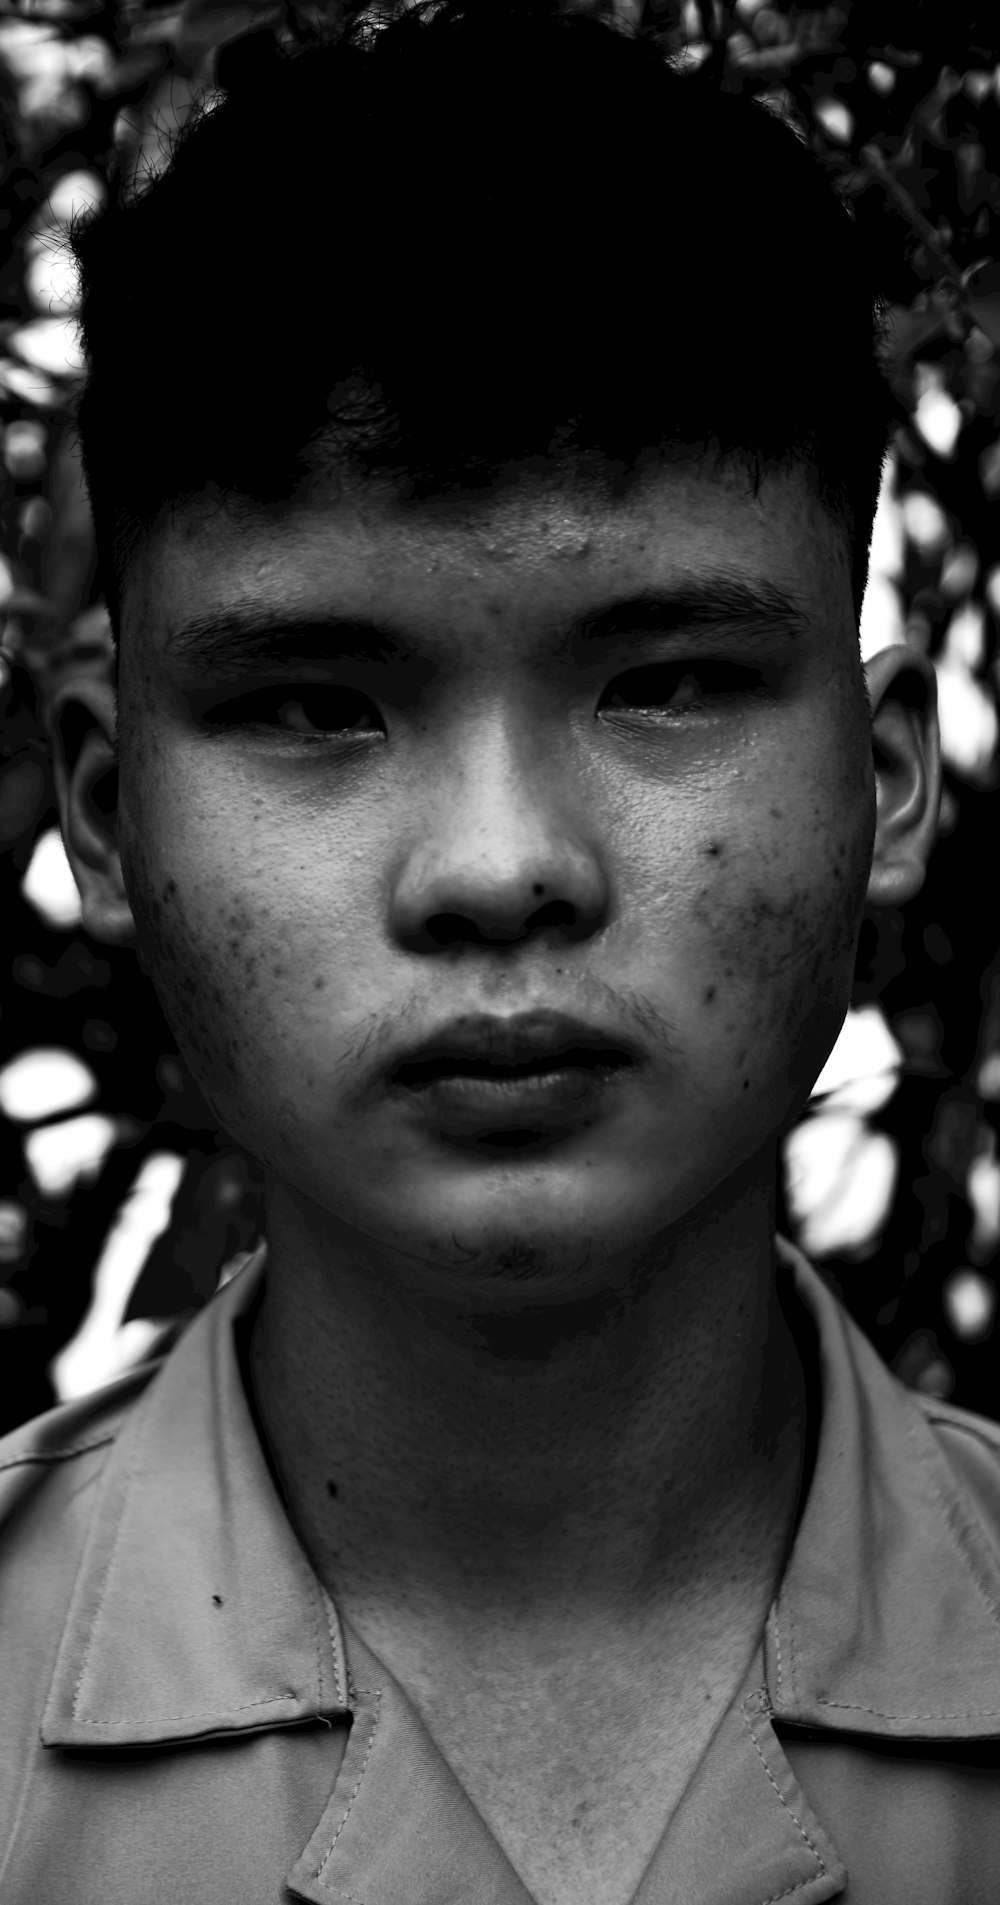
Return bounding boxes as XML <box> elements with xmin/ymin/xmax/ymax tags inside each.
<box><xmin>703</xmin><ymin>817</ymin><xmax>865</xmax><ymax>980</ymax></box>
<box><xmin>117</xmin><ymin>765</ymin><xmax>281</xmax><ymax>1126</ymax></box>
<box><xmin>117</xmin><ymin>758</ymin><xmax>380</xmax><ymax>1149</ymax></box>
<box><xmin>685</xmin><ymin>784</ymin><xmax>874</xmax><ymax>1098</ymax></box>
<box><xmin>120</xmin><ymin>828</ymin><xmax>245</xmax><ymax>1105</ymax></box>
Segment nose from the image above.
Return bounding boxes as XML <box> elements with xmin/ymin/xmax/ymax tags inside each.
<box><xmin>389</xmin><ymin>718</ymin><xmax>609</xmax><ymax>953</ymax></box>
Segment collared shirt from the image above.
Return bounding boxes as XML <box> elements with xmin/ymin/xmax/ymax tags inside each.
<box><xmin>2</xmin><ymin>1236</ymin><xmax>1000</xmax><ymax>1904</ymax></box>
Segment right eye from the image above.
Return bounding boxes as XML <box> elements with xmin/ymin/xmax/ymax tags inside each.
<box><xmin>204</xmin><ymin>684</ymin><xmax>385</xmax><ymax>742</ymax></box>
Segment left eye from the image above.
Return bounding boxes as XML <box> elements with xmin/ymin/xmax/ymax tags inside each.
<box><xmin>599</xmin><ymin>662</ymin><xmax>761</xmax><ymax>714</ymax></box>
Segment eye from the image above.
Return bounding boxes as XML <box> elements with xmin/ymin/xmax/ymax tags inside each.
<box><xmin>598</xmin><ymin>660</ymin><xmax>763</xmax><ymax>716</ymax></box>
<box><xmin>205</xmin><ymin>684</ymin><xmax>384</xmax><ymax>741</ymax></box>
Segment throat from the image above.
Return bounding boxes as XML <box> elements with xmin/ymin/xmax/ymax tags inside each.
<box><xmin>248</xmin><ymin>1199</ymin><xmax>809</xmax><ymax>1642</ymax></box>
<box><xmin>460</xmin><ymin>1283</ymin><xmax>636</xmax><ymax>1362</ymax></box>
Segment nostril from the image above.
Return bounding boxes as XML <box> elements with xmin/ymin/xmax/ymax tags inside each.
<box><xmin>529</xmin><ymin>898</ymin><xmax>577</xmax><ymax>932</ymax></box>
<box><xmin>423</xmin><ymin>913</ymin><xmax>529</xmax><ymax>949</ymax></box>
<box><xmin>421</xmin><ymin>899</ymin><xmax>579</xmax><ymax>951</ymax></box>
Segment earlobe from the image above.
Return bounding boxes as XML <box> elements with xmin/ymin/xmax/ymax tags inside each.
<box><xmin>46</xmin><ymin>674</ymin><xmax>136</xmax><ymax>946</ymax></box>
<box><xmin>864</xmin><ymin>644</ymin><xmax>942</xmax><ymax>909</ymax></box>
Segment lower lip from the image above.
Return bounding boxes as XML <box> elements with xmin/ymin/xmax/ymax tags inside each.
<box><xmin>396</xmin><ymin>1064</ymin><xmax>629</xmax><ymax>1134</ymax></box>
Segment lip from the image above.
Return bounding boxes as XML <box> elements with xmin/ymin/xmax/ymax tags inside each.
<box><xmin>389</xmin><ymin>1009</ymin><xmax>641</xmax><ymax>1084</ymax></box>
<box><xmin>387</xmin><ymin>1009</ymin><xmax>639</xmax><ymax>1136</ymax></box>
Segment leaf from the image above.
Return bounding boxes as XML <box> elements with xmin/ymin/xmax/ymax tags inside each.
<box><xmin>962</xmin><ymin>260</ymin><xmax>1000</xmax><ymax>349</ymax></box>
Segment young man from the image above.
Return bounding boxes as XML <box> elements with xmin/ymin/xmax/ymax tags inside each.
<box><xmin>2</xmin><ymin>3</ymin><xmax>995</xmax><ymax>1899</ymax></box>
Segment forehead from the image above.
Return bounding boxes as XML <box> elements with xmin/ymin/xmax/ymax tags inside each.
<box><xmin>128</xmin><ymin>457</ymin><xmax>854</xmax><ymax>655</ymax></box>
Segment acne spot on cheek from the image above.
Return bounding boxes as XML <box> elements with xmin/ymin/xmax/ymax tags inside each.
<box><xmin>703</xmin><ymin>986</ymin><xmax>717</xmax><ymax>1005</ymax></box>
<box><xmin>704</xmin><ymin>842</ymin><xmax>724</xmax><ymax>859</ymax></box>
<box><xmin>314</xmin><ymin>975</ymin><xmax>327</xmax><ymax>991</ymax></box>
<box><xmin>555</xmin><ymin>536</ymin><xmax>592</xmax><ymax>562</ymax></box>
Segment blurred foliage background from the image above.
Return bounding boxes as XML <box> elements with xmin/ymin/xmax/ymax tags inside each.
<box><xmin>1</xmin><ymin>0</ymin><xmax>999</xmax><ymax>1433</ymax></box>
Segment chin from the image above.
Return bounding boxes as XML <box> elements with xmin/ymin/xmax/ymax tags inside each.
<box><xmin>420</xmin><ymin>1237</ymin><xmax>641</xmax><ymax>1361</ymax></box>
<box><xmin>450</xmin><ymin>1235</ymin><xmax>596</xmax><ymax>1294</ymax></box>
<box><xmin>401</xmin><ymin>1220</ymin><xmax>614</xmax><ymax>1313</ymax></box>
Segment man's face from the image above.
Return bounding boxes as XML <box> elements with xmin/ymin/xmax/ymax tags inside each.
<box><xmin>117</xmin><ymin>457</ymin><xmax>874</xmax><ymax>1301</ymax></box>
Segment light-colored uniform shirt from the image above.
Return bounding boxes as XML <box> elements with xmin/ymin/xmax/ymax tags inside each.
<box><xmin>2</xmin><ymin>1235</ymin><xmax>1000</xmax><ymax>1903</ymax></box>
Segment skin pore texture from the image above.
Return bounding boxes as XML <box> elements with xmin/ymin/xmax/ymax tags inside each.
<box><xmin>71</xmin><ymin>452</ymin><xmax>937</xmax><ymax>1905</ymax></box>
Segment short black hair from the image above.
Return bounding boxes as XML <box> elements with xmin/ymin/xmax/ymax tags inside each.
<box><xmin>72</xmin><ymin>0</ymin><xmax>894</xmax><ymax>640</ymax></box>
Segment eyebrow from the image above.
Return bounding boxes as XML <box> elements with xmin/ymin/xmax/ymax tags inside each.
<box><xmin>163</xmin><ymin>576</ymin><xmax>811</xmax><ymax>674</ymax></box>
<box><xmin>576</xmin><ymin>579</ymin><xmax>810</xmax><ymax>649</ymax></box>
<box><xmin>164</xmin><ymin>606</ymin><xmax>402</xmax><ymax>673</ymax></box>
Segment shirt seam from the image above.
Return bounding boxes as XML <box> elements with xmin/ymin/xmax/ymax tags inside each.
<box><xmin>816</xmin><ymin>1698</ymin><xmax>1000</xmax><ymax>1721</ymax></box>
<box><xmin>770</xmin><ymin>1604</ymin><xmax>785</xmax><ymax>1706</ymax></box>
<box><xmin>742</xmin><ymin>1706</ymin><xmax>830</xmax><ymax>1903</ymax></box>
<box><xmin>63</xmin><ymin>1693</ymin><xmax>310</xmax><ymax>1726</ymax></box>
<box><xmin>775</xmin><ymin>1579</ymin><xmax>803</xmax><ymax>1710</ymax></box>
<box><xmin>322</xmin><ymin>1588</ymin><xmax>346</xmax><ymax>1710</ymax></box>
<box><xmin>313</xmin><ymin>1687</ymin><xmax>382</xmax><ymax>1895</ymax></box>
<box><xmin>305</xmin><ymin>1570</ymin><xmax>328</xmax><ymax>1714</ymax></box>
<box><xmin>0</xmin><ymin>1433</ymin><xmax>117</xmax><ymax>1473</ymax></box>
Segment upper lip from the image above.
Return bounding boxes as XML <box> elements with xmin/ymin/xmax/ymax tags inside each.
<box><xmin>389</xmin><ymin>1010</ymin><xmax>640</xmax><ymax>1086</ymax></box>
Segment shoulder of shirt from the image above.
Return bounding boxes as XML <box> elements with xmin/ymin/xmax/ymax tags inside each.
<box><xmin>791</xmin><ymin>1235</ymin><xmax>1000</xmax><ymax>1559</ymax></box>
<box><xmin>0</xmin><ymin>1253</ymin><xmax>262</xmax><ymax>1507</ymax></box>
<box><xmin>911</xmin><ymin>1386</ymin><xmax>1000</xmax><ymax>1451</ymax></box>
<box><xmin>907</xmin><ymin>1385</ymin><xmax>1000</xmax><ymax>1548</ymax></box>
<box><xmin>0</xmin><ymin>1356</ymin><xmax>165</xmax><ymax>1524</ymax></box>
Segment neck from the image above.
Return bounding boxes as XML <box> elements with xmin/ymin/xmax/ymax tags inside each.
<box><xmin>246</xmin><ymin>1161</ymin><xmax>809</xmax><ymax>1644</ymax></box>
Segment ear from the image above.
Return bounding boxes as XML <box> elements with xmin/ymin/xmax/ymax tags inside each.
<box><xmin>864</xmin><ymin>643</ymin><xmax>942</xmax><ymax>909</ymax></box>
<box><xmin>46</xmin><ymin>673</ymin><xmax>136</xmax><ymax>946</ymax></box>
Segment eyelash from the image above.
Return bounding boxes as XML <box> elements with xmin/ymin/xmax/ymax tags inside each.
<box><xmin>205</xmin><ymin>662</ymin><xmax>765</xmax><ymax>741</ymax></box>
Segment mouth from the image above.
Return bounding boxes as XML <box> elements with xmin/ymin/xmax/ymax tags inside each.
<box><xmin>386</xmin><ymin>1013</ymin><xmax>636</xmax><ymax>1143</ymax></box>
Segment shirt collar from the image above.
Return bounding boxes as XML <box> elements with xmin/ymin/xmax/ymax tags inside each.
<box><xmin>42</xmin><ymin>1242</ymin><xmax>350</xmax><ymax>1751</ymax></box>
<box><xmin>42</xmin><ymin>1235</ymin><xmax>1000</xmax><ymax>1752</ymax></box>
